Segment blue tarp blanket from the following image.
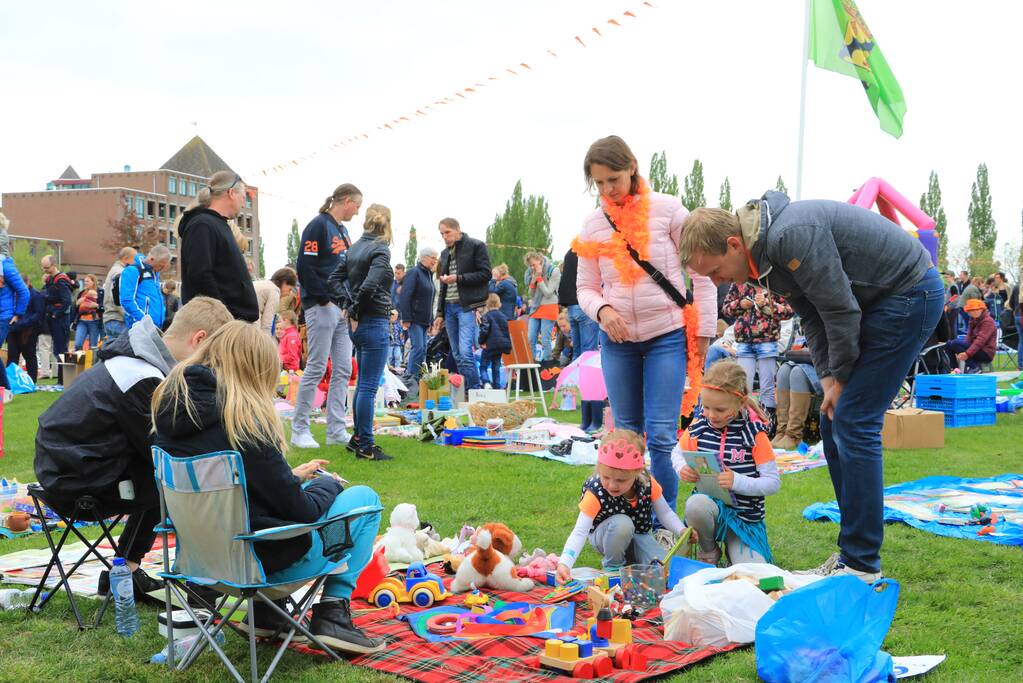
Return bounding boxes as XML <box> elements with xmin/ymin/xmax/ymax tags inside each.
<box><xmin>803</xmin><ymin>474</ymin><xmax>1023</xmax><ymax>546</ymax></box>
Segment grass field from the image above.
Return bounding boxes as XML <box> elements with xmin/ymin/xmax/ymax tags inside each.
<box><xmin>1</xmin><ymin>390</ymin><xmax>1021</xmax><ymax>682</ymax></box>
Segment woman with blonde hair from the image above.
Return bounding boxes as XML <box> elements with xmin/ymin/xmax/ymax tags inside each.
<box><xmin>327</xmin><ymin>203</ymin><xmax>395</xmax><ymax>461</ymax></box>
<box><xmin>74</xmin><ymin>274</ymin><xmax>101</xmax><ymax>349</ymax></box>
<box><xmin>176</xmin><ymin>170</ymin><xmax>258</xmax><ymax>322</ymax></box>
<box><xmin>152</xmin><ymin>321</ymin><xmax>385</xmax><ymax>654</ymax></box>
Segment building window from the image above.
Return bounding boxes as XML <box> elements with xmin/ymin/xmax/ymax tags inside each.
<box><xmin>158</xmin><ymin>203</ymin><xmax>166</xmax><ymax>219</ymax></box>
<box><xmin>135</xmin><ymin>198</ymin><xmax>145</xmax><ymax>216</ymax></box>
<box><xmin>147</xmin><ymin>200</ymin><xmax>155</xmax><ymax>218</ymax></box>
<box><xmin>169</xmin><ymin>231</ymin><xmax>177</xmax><ymax>247</ymax></box>
<box><xmin>189</xmin><ymin>182</ymin><xmax>197</xmax><ymax>196</ymax></box>
<box><xmin>245</xmin><ymin>195</ymin><xmax>252</xmax><ymax>208</ymax></box>
<box><xmin>169</xmin><ymin>205</ymin><xmax>177</xmax><ymax>221</ymax></box>
<box><xmin>168</xmin><ymin>177</ymin><xmax>176</xmax><ymax>194</ymax></box>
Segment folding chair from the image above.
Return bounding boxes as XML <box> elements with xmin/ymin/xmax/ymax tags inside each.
<box><xmin>151</xmin><ymin>446</ymin><xmax>382</xmax><ymax>683</ymax></box>
<box><xmin>992</xmin><ymin>314</ymin><xmax>1019</xmax><ymax>371</ymax></box>
<box><xmin>502</xmin><ymin>319</ymin><xmax>549</xmax><ymax>416</ymax></box>
<box><xmin>24</xmin><ymin>483</ymin><xmax>141</xmax><ymax>630</ymax></box>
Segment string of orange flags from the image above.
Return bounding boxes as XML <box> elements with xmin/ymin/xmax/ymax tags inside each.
<box><xmin>248</xmin><ymin>1</ymin><xmax>657</xmax><ymax>179</ymax></box>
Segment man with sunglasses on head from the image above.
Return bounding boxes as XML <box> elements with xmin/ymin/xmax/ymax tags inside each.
<box><xmin>177</xmin><ymin>171</ymin><xmax>258</xmax><ymax>322</ymax></box>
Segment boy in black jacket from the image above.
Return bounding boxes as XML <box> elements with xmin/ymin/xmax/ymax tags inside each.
<box><xmin>34</xmin><ymin>297</ymin><xmax>234</xmax><ymax>597</ymax></box>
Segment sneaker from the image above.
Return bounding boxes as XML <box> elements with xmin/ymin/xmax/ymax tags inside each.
<box><xmin>291</xmin><ymin>431</ymin><xmax>320</xmax><ymax>449</ymax></box>
<box><xmin>793</xmin><ymin>552</ymin><xmax>842</xmax><ymax>576</ymax></box>
<box><xmin>352</xmin><ymin>441</ymin><xmax>393</xmax><ymax>461</ymax></box>
<box><xmin>326</xmin><ymin>430</ymin><xmax>352</xmax><ymax>446</ymax></box>
<box><xmin>236</xmin><ymin>598</ymin><xmax>308</xmax><ymax>643</ymax></box>
<box><xmin>832</xmin><ymin>563</ymin><xmax>884</xmax><ymax>583</ymax></box>
<box><xmin>309</xmin><ymin>599</ymin><xmax>385</xmax><ymax>654</ymax></box>
<box><xmin>98</xmin><ymin>567</ymin><xmax>164</xmax><ymax>605</ymax></box>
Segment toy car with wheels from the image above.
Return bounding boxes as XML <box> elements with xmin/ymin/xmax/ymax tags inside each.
<box><xmin>370</xmin><ymin>561</ymin><xmax>450</xmax><ymax>608</ymax></box>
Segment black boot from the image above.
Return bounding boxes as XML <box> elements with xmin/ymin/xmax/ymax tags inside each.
<box><xmin>309</xmin><ymin>598</ymin><xmax>386</xmax><ymax>654</ymax></box>
<box><xmin>236</xmin><ymin>597</ymin><xmax>307</xmax><ymax>642</ymax></box>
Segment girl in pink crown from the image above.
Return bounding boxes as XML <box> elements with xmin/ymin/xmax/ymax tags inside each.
<box><xmin>556</xmin><ymin>429</ymin><xmax>691</xmax><ymax>582</ymax></box>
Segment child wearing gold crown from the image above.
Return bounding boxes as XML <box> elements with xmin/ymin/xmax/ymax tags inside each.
<box><xmin>556</xmin><ymin>429</ymin><xmax>691</xmax><ymax>582</ymax></box>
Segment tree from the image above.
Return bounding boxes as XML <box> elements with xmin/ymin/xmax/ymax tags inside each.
<box><xmin>405</xmin><ymin>225</ymin><xmax>418</xmax><ymax>268</ymax></box>
<box><xmin>258</xmin><ymin>240</ymin><xmax>266</xmax><ymax>278</ymax></box>
<box><xmin>648</xmin><ymin>151</ymin><xmax>679</xmax><ymax>196</ymax></box>
<box><xmin>102</xmin><ymin>209</ymin><xmax>160</xmax><ymax>256</ymax></box>
<box><xmin>967</xmin><ymin>163</ymin><xmax>997</xmax><ymax>275</ymax></box>
<box><xmin>286</xmin><ymin>218</ymin><xmax>301</xmax><ymax>266</ymax></box>
<box><xmin>10</xmin><ymin>239</ymin><xmax>56</xmax><ymax>289</ymax></box>
<box><xmin>919</xmin><ymin>171</ymin><xmax>949</xmax><ymax>270</ymax></box>
<box><xmin>485</xmin><ymin>180</ymin><xmax>552</xmax><ymax>295</ymax></box>
<box><xmin>775</xmin><ymin>176</ymin><xmax>788</xmax><ymax>194</ymax></box>
<box><xmin>718</xmin><ymin>177</ymin><xmax>733</xmax><ymax>212</ymax></box>
<box><xmin>681</xmin><ymin>160</ymin><xmax>705</xmax><ymax>211</ymax></box>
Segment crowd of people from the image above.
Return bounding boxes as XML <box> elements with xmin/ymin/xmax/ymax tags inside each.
<box><xmin>6</xmin><ymin>134</ymin><xmax>1021</xmax><ymax>661</ymax></box>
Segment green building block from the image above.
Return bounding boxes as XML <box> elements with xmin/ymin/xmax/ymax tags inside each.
<box><xmin>759</xmin><ymin>576</ymin><xmax>785</xmax><ymax>592</ymax></box>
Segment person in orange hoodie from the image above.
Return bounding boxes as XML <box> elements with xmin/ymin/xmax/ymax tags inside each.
<box><xmin>945</xmin><ymin>298</ymin><xmax>996</xmax><ymax>372</ymax></box>
<box><xmin>277</xmin><ymin>310</ymin><xmax>303</xmax><ymax>372</ymax></box>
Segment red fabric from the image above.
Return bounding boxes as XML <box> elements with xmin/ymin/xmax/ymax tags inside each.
<box><xmin>966</xmin><ymin>311</ymin><xmax>996</xmax><ymax>359</ymax></box>
<box><xmin>292</xmin><ymin>567</ymin><xmax>738</xmax><ymax>682</ymax></box>
<box><xmin>278</xmin><ymin>326</ymin><xmax>302</xmax><ymax>372</ymax></box>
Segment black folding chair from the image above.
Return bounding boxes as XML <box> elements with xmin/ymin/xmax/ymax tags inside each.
<box><xmin>25</xmin><ymin>484</ymin><xmax>140</xmax><ymax>630</ymax></box>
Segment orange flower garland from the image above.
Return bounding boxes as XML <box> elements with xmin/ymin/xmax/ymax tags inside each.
<box><xmin>681</xmin><ymin>303</ymin><xmax>703</xmax><ymax>417</ymax></box>
<box><xmin>571</xmin><ymin>179</ymin><xmax>651</xmax><ymax>285</ymax></box>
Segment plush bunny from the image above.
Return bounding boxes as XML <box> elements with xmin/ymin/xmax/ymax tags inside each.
<box><xmin>374</xmin><ymin>503</ymin><xmax>424</xmax><ymax>565</ymax></box>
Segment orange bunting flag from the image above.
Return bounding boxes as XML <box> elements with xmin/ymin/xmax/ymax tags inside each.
<box><xmin>464</xmin><ymin>87</ymin><xmax>477</xmax><ymax>93</ymax></box>
<box><xmin>592</xmin><ymin>27</ymin><xmax>602</xmax><ymax>36</ymax></box>
<box><xmin>547</xmin><ymin>49</ymin><xmax>558</xmax><ymax>57</ymax></box>
<box><xmin>624</xmin><ymin>10</ymin><xmax>636</xmax><ymax>18</ymax></box>
<box><xmin>643</xmin><ymin>1</ymin><xmax>655</xmax><ymax>7</ymax></box>
<box><xmin>607</xmin><ymin>18</ymin><xmax>621</xmax><ymax>27</ymax></box>
<box><xmin>455</xmin><ymin>92</ymin><xmax>466</xmax><ymax>98</ymax></box>
<box><xmin>506</xmin><ymin>68</ymin><xmax>519</xmax><ymax>76</ymax></box>
<box><xmin>575</xmin><ymin>35</ymin><xmax>586</xmax><ymax>47</ymax></box>
<box><xmin>520</xmin><ymin>62</ymin><xmax>531</xmax><ymax>69</ymax></box>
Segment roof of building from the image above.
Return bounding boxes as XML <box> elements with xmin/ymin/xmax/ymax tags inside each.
<box><xmin>58</xmin><ymin>165</ymin><xmax>80</xmax><ymax>180</ymax></box>
<box><xmin>160</xmin><ymin>136</ymin><xmax>236</xmax><ymax>178</ymax></box>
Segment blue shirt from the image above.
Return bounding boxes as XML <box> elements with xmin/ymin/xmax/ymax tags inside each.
<box><xmin>297</xmin><ymin>213</ymin><xmax>350</xmax><ymax>307</ymax></box>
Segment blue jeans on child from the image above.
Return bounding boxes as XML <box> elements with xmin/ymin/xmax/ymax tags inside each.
<box><xmin>568</xmin><ymin>305</ymin><xmax>599</xmax><ymax>360</ymax></box>
<box><xmin>268</xmin><ymin>485</ymin><xmax>382</xmax><ymax>599</ymax></box>
<box><xmin>600</xmin><ymin>327</ymin><xmax>686</xmax><ymax>510</ymax></box>
<box><xmin>350</xmin><ymin>316</ymin><xmax>389</xmax><ymax>446</ymax></box>
<box><xmin>589</xmin><ymin>514</ymin><xmax>664</xmax><ymax>569</ymax></box>
<box><xmin>481</xmin><ymin>350</ymin><xmax>504</xmax><ymax>389</ymax></box>
<box><xmin>528</xmin><ymin>316</ymin><xmax>555</xmax><ymax>361</ymax></box>
<box><xmin>75</xmin><ymin>319</ymin><xmax>101</xmax><ymax>350</ymax></box>
<box><xmin>444</xmin><ymin>302</ymin><xmax>481</xmax><ymax>389</ymax></box>
<box><xmin>388</xmin><ymin>344</ymin><xmax>403</xmax><ymax>369</ymax></box>
<box><xmin>736</xmin><ymin>341</ymin><xmax>779</xmax><ymax>408</ymax></box>
<box><xmin>819</xmin><ymin>268</ymin><xmax>944</xmax><ymax>574</ymax></box>
<box><xmin>704</xmin><ymin>345</ymin><xmax>733</xmax><ymax>372</ymax></box>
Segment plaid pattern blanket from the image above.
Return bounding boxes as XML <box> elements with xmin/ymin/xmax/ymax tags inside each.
<box><xmin>336</xmin><ymin>570</ymin><xmax>736</xmax><ymax>682</ymax></box>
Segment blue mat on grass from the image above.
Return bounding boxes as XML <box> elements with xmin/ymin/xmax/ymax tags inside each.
<box><xmin>803</xmin><ymin>474</ymin><xmax>1023</xmax><ymax>546</ymax></box>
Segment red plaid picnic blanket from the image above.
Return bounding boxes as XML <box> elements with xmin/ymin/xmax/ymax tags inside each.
<box><xmin>339</xmin><ymin>572</ymin><xmax>737</xmax><ymax>682</ymax></box>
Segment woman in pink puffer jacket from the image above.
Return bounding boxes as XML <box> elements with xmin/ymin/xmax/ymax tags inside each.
<box><xmin>573</xmin><ymin>136</ymin><xmax>717</xmax><ymax>510</ymax></box>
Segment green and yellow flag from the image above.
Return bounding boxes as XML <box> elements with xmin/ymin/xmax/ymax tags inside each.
<box><xmin>808</xmin><ymin>0</ymin><xmax>906</xmax><ymax>138</ymax></box>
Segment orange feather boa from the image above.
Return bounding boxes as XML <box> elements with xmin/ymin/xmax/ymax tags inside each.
<box><xmin>571</xmin><ymin>180</ymin><xmax>651</xmax><ymax>286</ymax></box>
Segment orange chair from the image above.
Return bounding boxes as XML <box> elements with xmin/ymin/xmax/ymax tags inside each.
<box><xmin>502</xmin><ymin>319</ymin><xmax>549</xmax><ymax>416</ymax></box>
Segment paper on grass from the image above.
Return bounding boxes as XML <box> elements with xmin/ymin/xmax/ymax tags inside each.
<box><xmin>892</xmin><ymin>655</ymin><xmax>946</xmax><ymax>678</ymax></box>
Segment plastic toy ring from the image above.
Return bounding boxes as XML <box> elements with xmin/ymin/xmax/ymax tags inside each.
<box><xmin>425</xmin><ymin>613</ymin><xmax>460</xmax><ymax>634</ymax></box>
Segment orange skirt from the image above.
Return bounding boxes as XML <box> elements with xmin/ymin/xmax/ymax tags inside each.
<box><xmin>529</xmin><ymin>304</ymin><xmax>559</xmax><ymax>321</ymax></box>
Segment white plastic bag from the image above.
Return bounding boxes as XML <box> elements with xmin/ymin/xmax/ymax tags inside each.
<box><xmin>661</xmin><ymin>562</ymin><xmax>822</xmax><ymax>647</ymax></box>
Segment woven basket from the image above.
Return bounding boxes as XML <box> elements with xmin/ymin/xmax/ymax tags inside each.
<box><xmin>468</xmin><ymin>400</ymin><xmax>536</xmax><ymax>429</ymax></box>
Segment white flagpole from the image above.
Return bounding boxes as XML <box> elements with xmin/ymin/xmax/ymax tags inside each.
<box><xmin>796</xmin><ymin>0</ymin><xmax>812</xmax><ymax>200</ymax></box>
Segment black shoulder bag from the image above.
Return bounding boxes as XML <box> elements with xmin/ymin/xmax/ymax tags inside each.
<box><xmin>603</xmin><ymin>211</ymin><xmax>691</xmax><ymax>309</ymax></box>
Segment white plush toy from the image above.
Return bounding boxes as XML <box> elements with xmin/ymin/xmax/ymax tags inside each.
<box><xmin>374</xmin><ymin>503</ymin><xmax>424</xmax><ymax>565</ymax></box>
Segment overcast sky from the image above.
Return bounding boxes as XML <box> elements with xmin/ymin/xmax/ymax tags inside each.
<box><xmin>3</xmin><ymin>0</ymin><xmax>1021</xmax><ymax>273</ymax></box>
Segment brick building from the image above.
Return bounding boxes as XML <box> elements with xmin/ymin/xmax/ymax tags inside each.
<box><xmin>0</xmin><ymin>136</ymin><xmax>260</xmax><ymax>279</ymax></box>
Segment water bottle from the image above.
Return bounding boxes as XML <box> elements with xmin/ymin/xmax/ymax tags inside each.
<box><xmin>0</xmin><ymin>588</ymin><xmax>35</xmax><ymax>610</ymax></box>
<box><xmin>150</xmin><ymin>630</ymin><xmax>224</xmax><ymax>664</ymax></box>
<box><xmin>110</xmin><ymin>557</ymin><xmax>140</xmax><ymax>637</ymax></box>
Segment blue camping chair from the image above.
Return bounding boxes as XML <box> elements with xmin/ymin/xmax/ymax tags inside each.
<box><xmin>151</xmin><ymin>446</ymin><xmax>382</xmax><ymax>682</ymax></box>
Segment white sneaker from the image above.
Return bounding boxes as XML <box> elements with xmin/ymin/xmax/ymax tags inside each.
<box><xmin>291</xmin><ymin>431</ymin><xmax>320</xmax><ymax>449</ymax></box>
<box><xmin>793</xmin><ymin>551</ymin><xmax>841</xmax><ymax>576</ymax></box>
<box><xmin>831</xmin><ymin>563</ymin><xmax>883</xmax><ymax>583</ymax></box>
<box><xmin>326</xmin><ymin>430</ymin><xmax>352</xmax><ymax>446</ymax></box>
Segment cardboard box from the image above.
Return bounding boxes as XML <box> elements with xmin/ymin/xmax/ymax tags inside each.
<box><xmin>881</xmin><ymin>408</ymin><xmax>945</xmax><ymax>450</ymax></box>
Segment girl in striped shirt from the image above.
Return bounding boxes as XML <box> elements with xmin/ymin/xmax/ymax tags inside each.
<box><xmin>673</xmin><ymin>360</ymin><xmax>780</xmax><ymax>566</ymax></box>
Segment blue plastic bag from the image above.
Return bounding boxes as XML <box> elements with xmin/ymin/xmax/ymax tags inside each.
<box><xmin>755</xmin><ymin>576</ymin><xmax>899</xmax><ymax>683</ymax></box>
<box><xmin>5</xmin><ymin>363</ymin><xmax>35</xmax><ymax>394</ymax></box>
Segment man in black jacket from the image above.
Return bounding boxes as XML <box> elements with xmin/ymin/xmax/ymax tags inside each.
<box><xmin>177</xmin><ymin>171</ymin><xmax>258</xmax><ymax>322</ymax></box>
<box><xmin>40</xmin><ymin>255</ymin><xmax>73</xmax><ymax>369</ymax></box>
<box><xmin>433</xmin><ymin>218</ymin><xmax>491</xmax><ymax>389</ymax></box>
<box><xmin>34</xmin><ymin>297</ymin><xmax>233</xmax><ymax>598</ymax></box>
<box><xmin>398</xmin><ymin>246</ymin><xmax>438</xmax><ymax>388</ymax></box>
<box><xmin>8</xmin><ymin>283</ymin><xmax>45</xmax><ymax>382</ymax></box>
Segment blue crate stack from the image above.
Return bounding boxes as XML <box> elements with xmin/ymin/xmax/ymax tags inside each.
<box><xmin>914</xmin><ymin>374</ymin><xmax>997</xmax><ymax>428</ymax></box>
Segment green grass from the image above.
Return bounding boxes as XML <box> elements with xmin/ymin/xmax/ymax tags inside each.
<box><xmin>1</xmin><ymin>391</ymin><xmax>1022</xmax><ymax>682</ymax></box>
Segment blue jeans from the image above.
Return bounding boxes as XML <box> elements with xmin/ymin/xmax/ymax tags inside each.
<box><xmin>736</xmin><ymin>341</ymin><xmax>779</xmax><ymax>408</ymax></box>
<box><xmin>819</xmin><ymin>268</ymin><xmax>944</xmax><ymax>573</ymax></box>
<box><xmin>268</xmin><ymin>485</ymin><xmax>382</xmax><ymax>599</ymax></box>
<box><xmin>74</xmin><ymin>319</ymin><xmax>101</xmax><ymax>350</ymax></box>
<box><xmin>103</xmin><ymin>319</ymin><xmax>127</xmax><ymax>340</ymax></box>
<box><xmin>481</xmin><ymin>350</ymin><xmax>504</xmax><ymax>389</ymax></box>
<box><xmin>350</xmin><ymin>316</ymin><xmax>389</xmax><ymax>446</ymax></box>
<box><xmin>704</xmin><ymin>345</ymin><xmax>733</xmax><ymax>371</ymax></box>
<box><xmin>589</xmin><ymin>515</ymin><xmax>665</xmax><ymax>569</ymax></box>
<box><xmin>407</xmin><ymin>323</ymin><xmax>427</xmax><ymax>379</ymax></box>
<box><xmin>1016</xmin><ymin>316</ymin><xmax>1022</xmax><ymax>371</ymax></box>
<box><xmin>388</xmin><ymin>344</ymin><xmax>403</xmax><ymax>369</ymax></box>
<box><xmin>528</xmin><ymin>316</ymin><xmax>555</xmax><ymax>361</ymax></box>
<box><xmin>600</xmin><ymin>327</ymin><xmax>687</xmax><ymax>510</ymax></box>
<box><xmin>444</xmin><ymin>302</ymin><xmax>481</xmax><ymax>389</ymax></box>
<box><xmin>568</xmin><ymin>305</ymin><xmax>599</xmax><ymax>360</ymax></box>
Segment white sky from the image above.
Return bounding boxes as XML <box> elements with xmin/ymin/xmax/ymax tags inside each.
<box><xmin>3</xmin><ymin>0</ymin><xmax>1022</xmax><ymax>273</ymax></box>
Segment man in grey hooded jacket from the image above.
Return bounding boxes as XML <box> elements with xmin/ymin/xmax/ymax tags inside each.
<box><xmin>679</xmin><ymin>191</ymin><xmax>944</xmax><ymax>582</ymax></box>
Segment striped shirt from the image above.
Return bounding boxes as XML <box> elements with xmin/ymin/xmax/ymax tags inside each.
<box><xmin>677</xmin><ymin>415</ymin><xmax>776</xmax><ymax>522</ymax></box>
<box><xmin>444</xmin><ymin>244</ymin><xmax>460</xmax><ymax>302</ymax></box>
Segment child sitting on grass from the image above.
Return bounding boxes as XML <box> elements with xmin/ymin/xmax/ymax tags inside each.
<box><xmin>276</xmin><ymin>309</ymin><xmax>302</xmax><ymax>372</ymax></box>
<box><xmin>556</xmin><ymin>429</ymin><xmax>690</xmax><ymax>582</ymax></box>
<box><xmin>673</xmin><ymin>359</ymin><xmax>779</xmax><ymax>566</ymax></box>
